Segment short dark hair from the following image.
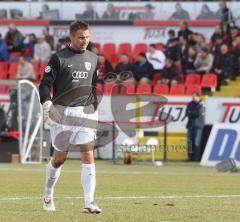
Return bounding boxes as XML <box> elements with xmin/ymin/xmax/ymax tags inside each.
<box><xmin>149</xmin><ymin>44</ymin><xmax>156</xmax><ymax>48</ymax></box>
<box><xmin>69</xmin><ymin>21</ymin><xmax>89</xmax><ymax>35</ymax></box>
<box><xmin>138</xmin><ymin>52</ymin><xmax>147</xmax><ymax>59</ymax></box>
<box><xmin>168</xmin><ymin>29</ymin><xmax>175</xmax><ymax>36</ymax></box>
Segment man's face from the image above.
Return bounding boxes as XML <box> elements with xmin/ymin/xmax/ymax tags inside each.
<box><xmin>120</xmin><ymin>55</ymin><xmax>128</xmax><ymax>63</ymax></box>
<box><xmin>193</xmin><ymin>95</ymin><xmax>200</xmax><ymax>103</ymax></box>
<box><xmin>70</xmin><ymin>29</ymin><xmax>90</xmax><ymax>51</ymax></box>
<box><xmin>19</xmin><ymin>57</ymin><xmax>25</xmax><ymax>65</ymax></box>
<box><xmin>220</xmin><ymin>1</ymin><xmax>226</xmax><ymax>9</ymax></box>
<box><xmin>138</xmin><ymin>55</ymin><xmax>146</xmax><ymax>63</ymax></box>
<box><xmin>98</xmin><ymin>55</ymin><xmax>105</xmax><ymax>64</ymax></box>
<box><xmin>216</xmin><ymin>38</ymin><xmax>223</xmax><ymax>45</ymax></box>
<box><xmin>201</xmin><ymin>51</ymin><xmax>207</xmax><ymax>58</ymax></box>
<box><xmin>176</xmin><ymin>4</ymin><xmax>181</xmax><ymax>12</ymax></box>
<box><xmin>165</xmin><ymin>59</ymin><xmax>172</xmax><ymax>68</ymax></box>
<box><xmin>221</xmin><ymin>45</ymin><xmax>228</xmax><ymax>54</ymax></box>
<box><xmin>149</xmin><ymin>46</ymin><xmax>155</xmax><ymax>53</ymax></box>
<box><xmin>231</xmin><ymin>29</ymin><xmax>238</xmax><ymax>39</ymax></box>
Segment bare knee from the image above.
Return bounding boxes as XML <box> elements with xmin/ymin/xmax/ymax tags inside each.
<box><xmin>52</xmin><ymin>151</ymin><xmax>67</xmax><ymax>168</ymax></box>
<box><xmin>81</xmin><ymin>151</ymin><xmax>94</xmax><ymax>164</ymax></box>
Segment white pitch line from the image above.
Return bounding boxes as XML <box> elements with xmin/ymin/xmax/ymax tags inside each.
<box><xmin>0</xmin><ymin>195</ymin><xmax>240</xmax><ymax>201</ymax></box>
<box><xmin>0</xmin><ymin>167</ymin><xmax>217</xmax><ymax>176</ymax></box>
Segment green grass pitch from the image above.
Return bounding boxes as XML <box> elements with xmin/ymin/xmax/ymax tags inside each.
<box><xmin>0</xmin><ymin>160</ymin><xmax>240</xmax><ymax>222</ymax></box>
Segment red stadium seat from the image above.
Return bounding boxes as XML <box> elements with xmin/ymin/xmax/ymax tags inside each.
<box><xmin>152</xmin><ymin>72</ymin><xmax>161</xmax><ymax>85</ymax></box>
<box><xmin>103</xmin><ymin>84</ymin><xmax>119</xmax><ymax>95</ymax></box>
<box><xmin>118</xmin><ymin>43</ymin><xmax>132</xmax><ymax>62</ymax></box>
<box><xmin>201</xmin><ymin>74</ymin><xmax>217</xmax><ymax>91</ymax></box>
<box><xmin>101</xmin><ymin>43</ymin><xmax>117</xmax><ymax>66</ymax></box>
<box><xmin>185</xmin><ymin>74</ymin><xmax>201</xmax><ymax>86</ymax></box>
<box><xmin>176</xmin><ymin>63</ymin><xmax>182</xmax><ymax>73</ymax></box>
<box><xmin>153</xmin><ymin>84</ymin><xmax>169</xmax><ymax>95</ymax></box>
<box><xmin>179</xmin><ymin>74</ymin><xmax>185</xmax><ymax>84</ymax></box>
<box><xmin>133</xmin><ymin>43</ymin><xmax>148</xmax><ymax>61</ymax></box>
<box><xmin>186</xmin><ymin>85</ymin><xmax>202</xmax><ymax>95</ymax></box>
<box><xmin>8</xmin><ymin>62</ymin><xmax>18</xmax><ymax>79</ymax></box>
<box><xmin>169</xmin><ymin>84</ymin><xmax>185</xmax><ymax>95</ymax></box>
<box><xmin>39</xmin><ymin>62</ymin><xmax>48</xmax><ymax>80</ymax></box>
<box><xmin>136</xmin><ymin>84</ymin><xmax>152</xmax><ymax>95</ymax></box>
<box><xmin>119</xmin><ymin>84</ymin><xmax>135</xmax><ymax>95</ymax></box>
<box><xmin>0</xmin><ymin>62</ymin><xmax>8</xmax><ymax>79</ymax></box>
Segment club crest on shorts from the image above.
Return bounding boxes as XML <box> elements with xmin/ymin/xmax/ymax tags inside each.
<box><xmin>85</xmin><ymin>62</ymin><xmax>91</xmax><ymax>71</ymax></box>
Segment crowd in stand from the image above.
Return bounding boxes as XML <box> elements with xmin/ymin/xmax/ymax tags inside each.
<box><xmin>0</xmin><ymin>1</ymin><xmax>239</xmax><ymax>91</ymax></box>
<box><xmin>1</xmin><ymin>1</ymin><xmax>235</xmax><ymax>21</ymax></box>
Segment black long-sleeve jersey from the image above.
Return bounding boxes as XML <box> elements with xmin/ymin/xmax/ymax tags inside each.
<box><xmin>39</xmin><ymin>47</ymin><xmax>98</xmax><ymax>108</ymax></box>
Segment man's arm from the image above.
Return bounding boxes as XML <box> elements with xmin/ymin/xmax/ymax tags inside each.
<box><xmin>39</xmin><ymin>53</ymin><xmax>60</xmax><ymax>104</ymax></box>
<box><xmin>92</xmin><ymin>65</ymin><xmax>99</xmax><ymax>110</ymax></box>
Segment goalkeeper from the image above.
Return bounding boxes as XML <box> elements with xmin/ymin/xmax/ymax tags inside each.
<box><xmin>39</xmin><ymin>21</ymin><xmax>101</xmax><ymax>214</ymax></box>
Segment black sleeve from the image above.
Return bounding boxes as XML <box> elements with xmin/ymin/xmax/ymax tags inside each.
<box><xmin>39</xmin><ymin>54</ymin><xmax>60</xmax><ymax>104</ymax></box>
<box><xmin>92</xmin><ymin>64</ymin><xmax>99</xmax><ymax>110</ymax></box>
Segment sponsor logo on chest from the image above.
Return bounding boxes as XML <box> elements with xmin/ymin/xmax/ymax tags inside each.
<box><xmin>71</xmin><ymin>62</ymin><xmax>92</xmax><ymax>82</ymax></box>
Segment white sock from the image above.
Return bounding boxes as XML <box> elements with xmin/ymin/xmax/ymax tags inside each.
<box><xmin>81</xmin><ymin>163</ymin><xmax>96</xmax><ymax>207</ymax></box>
<box><xmin>44</xmin><ymin>161</ymin><xmax>62</xmax><ymax>199</ymax></box>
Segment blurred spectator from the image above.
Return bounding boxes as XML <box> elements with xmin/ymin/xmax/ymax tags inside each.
<box><xmin>213</xmin><ymin>44</ymin><xmax>233</xmax><ymax>87</ymax></box>
<box><xmin>132</xmin><ymin>52</ymin><xmax>154</xmax><ymax>84</ymax></box>
<box><xmin>159</xmin><ymin>57</ymin><xmax>180</xmax><ymax>85</ymax></box>
<box><xmin>210</xmin><ymin>25</ymin><xmax>227</xmax><ymax>46</ymax></box>
<box><xmin>42</xmin><ymin>26</ymin><xmax>54</xmax><ymax>50</ymax></box>
<box><xmin>165</xmin><ymin>29</ymin><xmax>179</xmax><ymax>62</ymax></box>
<box><xmin>115</xmin><ymin>54</ymin><xmax>133</xmax><ymax>74</ymax></box>
<box><xmin>216</xmin><ymin>0</ymin><xmax>235</xmax><ymax>33</ymax></box>
<box><xmin>4</xmin><ymin>23</ymin><xmax>23</xmax><ymax>53</ymax></box>
<box><xmin>193</xmin><ymin>33</ymin><xmax>206</xmax><ymax>52</ymax></box>
<box><xmin>39</xmin><ymin>5</ymin><xmax>59</xmax><ymax>20</ymax></box>
<box><xmin>77</xmin><ymin>2</ymin><xmax>99</xmax><ymax>20</ymax></box>
<box><xmin>211</xmin><ymin>34</ymin><xmax>223</xmax><ymax>56</ymax></box>
<box><xmin>22</xmin><ymin>33</ymin><xmax>37</xmax><ymax>61</ymax></box>
<box><xmin>186</xmin><ymin>92</ymin><xmax>205</xmax><ymax>161</ymax></box>
<box><xmin>227</xmin><ymin>27</ymin><xmax>239</xmax><ymax>46</ymax></box>
<box><xmin>179</xmin><ymin>35</ymin><xmax>189</xmax><ymax>73</ymax></box>
<box><xmin>15</xmin><ymin>56</ymin><xmax>36</xmax><ymax>81</ymax></box>
<box><xmin>178</xmin><ymin>21</ymin><xmax>193</xmax><ymax>40</ymax></box>
<box><xmin>196</xmin><ymin>4</ymin><xmax>215</xmax><ymax>20</ymax></box>
<box><xmin>98</xmin><ymin>54</ymin><xmax>114</xmax><ymax>82</ymax></box>
<box><xmin>194</xmin><ymin>47</ymin><xmax>213</xmax><ymax>75</ymax></box>
<box><xmin>169</xmin><ymin>3</ymin><xmax>190</xmax><ymax>20</ymax></box>
<box><xmin>102</xmin><ymin>3</ymin><xmax>119</xmax><ymax>20</ymax></box>
<box><xmin>140</xmin><ymin>4</ymin><xmax>155</xmax><ymax>20</ymax></box>
<box><xmin>0</xmin><ymin>33</ymin><xmax>8</xmax><ymax>61</ymax></box>
<box><xmin>10</xmin><ymin>9</ymin><xmax>23</xmax><ymax>20</ymax></box>
<box><xmin>90</xmin><ymin>45</ymin><xmax>99</xmax><ymax>55</ymax></box>
<box><xmin>146</xmin><ymin>44</ymin><xmax>166</xmax><ymax>74</ymax></box>
<box><xmin>232</xmin><ymin>36</ymin><xmax>240</xmax><ymax>79</ymax></box>
<box><xmin>34</xmin><ymin>35</ymin><xmax>51</xmax><ymax>62</ymax></box>
<box><xmin>39</xmin><ymin>4</ymin><xmax>49</xmax><ymax>19</ymax></box>
<box><xmin>182</xmin><ymin>46</ymin><xmax>197</xmax><ymax>75</ymax></box>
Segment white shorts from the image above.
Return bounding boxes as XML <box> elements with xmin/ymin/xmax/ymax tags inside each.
<box><xmin>50</xmin><ymin>104</ymin><xmax>98</xmax><ymax>152</ymax></box>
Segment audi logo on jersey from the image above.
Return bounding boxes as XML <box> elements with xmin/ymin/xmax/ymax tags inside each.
<box><xmin>72</xmin><ymin>71</ymin><xmax>88</xmax><ymax>81</ymax></box>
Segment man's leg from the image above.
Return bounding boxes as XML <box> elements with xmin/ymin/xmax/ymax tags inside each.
<box><xmin>80</xmin><ymin>144</ymin><xmax>101</xmax><ymax>214</ymax></box>
<box><xmin>193</xmin><ymin>128</ymin><xmax>203</xmax><ymax>161</ymax></box>
<box><xmin>187</xmin><ymin>128</ymin><xmax>194</xmax><ymax>161</ymax></box>
<box><xmin>43</xmin><ymin>150</ymin><xmax>67</xmax><ymax>211</ymax></box>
